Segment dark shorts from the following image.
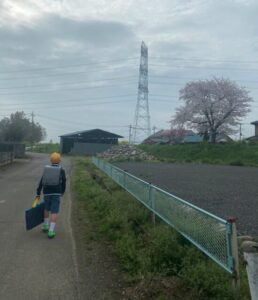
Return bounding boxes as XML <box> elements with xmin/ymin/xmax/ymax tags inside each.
<box><xmin>44</xmin><ymin>194</ymin><xmax>61</xmax><ymax>213</ymax></box>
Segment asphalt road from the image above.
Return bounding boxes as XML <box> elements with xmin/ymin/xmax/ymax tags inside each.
<box><xmin>115</xmin><ymin>162</ymin><xmax>258</xmax><ymax>237</ymax></box>
<box><xmin>0</xmin><ymin>153</ymin><xmax>79</xmax><ymax>300</ymax></box>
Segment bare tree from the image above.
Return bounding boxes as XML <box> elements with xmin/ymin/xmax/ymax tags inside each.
<box><xmin>171</xmin><ymin>77</ymin><xmax>252</xmax><ymax>143</ymax></box>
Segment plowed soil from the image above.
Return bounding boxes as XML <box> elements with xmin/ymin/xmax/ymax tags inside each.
<box><xmin>115</xmin><ymin>162</ymin><xmax>258</xmax><ymax>236</ymax></box>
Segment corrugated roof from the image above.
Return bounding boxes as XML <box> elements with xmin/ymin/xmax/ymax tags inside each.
<box><xmin>183</xmin><ymin>135</ymin><xmax>203</xmax><ymax>143</ymax></box>
<box><xmin>245</xmin><ymin>135</ymin><xmax>258</xmax><ymax>141</ymax></box>
<box><xmin>60</xmin><ymin>129</ymin><xmax>123</xmax><ymax>138</ymax></box>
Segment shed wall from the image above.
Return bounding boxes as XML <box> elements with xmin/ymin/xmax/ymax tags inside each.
<box><xmin>70</xmin><ymin>142</ymin><xmax>113</xmax><ymax>156</ymax></box>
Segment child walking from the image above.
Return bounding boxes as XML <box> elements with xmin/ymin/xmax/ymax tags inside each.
<box><xmin>36</xmin><ymin>152</ymin><xmax>66</xmax><ymax>238</ymax></box>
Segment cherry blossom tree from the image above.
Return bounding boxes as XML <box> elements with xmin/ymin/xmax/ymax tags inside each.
<box><xmin>171</xmin><ymin>77</ymin><xmax>252</xmax><ymax>143</ymax></box>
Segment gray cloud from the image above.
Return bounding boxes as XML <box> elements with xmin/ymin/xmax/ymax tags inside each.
<box><xmin>0</xmin><ymin>14</ymin><xmax>136</xmax><ymax>67</ymax></box>
<box><xmin>0</xmin><ymin>1</ymin><xmax>258</xmax><ymax>141</ymax></box>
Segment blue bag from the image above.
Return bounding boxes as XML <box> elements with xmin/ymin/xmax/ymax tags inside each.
<box><xmin>25</xmin><ymin>202</ymin><xmax>45</xmax><ymax>231</ymax></box>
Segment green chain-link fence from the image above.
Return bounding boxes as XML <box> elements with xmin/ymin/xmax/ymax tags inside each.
<box><xmin>92</xmin><ymin>157</ymin><xmax>239</xmax><ymax>275</ymax></box>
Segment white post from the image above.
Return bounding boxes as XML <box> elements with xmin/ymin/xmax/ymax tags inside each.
<box><xmin>242</xmin><ymin>241</ymin><xmax>258</xmax><ymax>300</ymax></box>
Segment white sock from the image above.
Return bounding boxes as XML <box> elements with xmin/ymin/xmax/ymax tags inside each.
<box><xmin>44</xmin><ymin>218</ymin><xmax>49</xmax><ymax>226</ymax></box>
<box><xmin>49</xmin><ymin>222</ymin><xmax>56</xmax><ymax>232</ymax></box>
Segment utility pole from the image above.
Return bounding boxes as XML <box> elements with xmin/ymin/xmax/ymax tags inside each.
<box><xmin>152</xmin><ymin>126</ymin><xmax>157</xmax><ymax>135</ymax></box>
<box><xmin>128</xmin><ymin>124</ymin><xmax>133</xmax><ymax>144</ymax></box>
<box><xmin>31</xmin><ymin>111</ymin><xmax>35</xmax><ymax>124</ymax></box>
<box><xmin>239</xmin><ymin>123</ymin><xmax>242</xmax><ymax>141</ymax></box>
<box><xmin>132</xmin><ymin>41</ymin><xmax>151</xmax><ymax>144</ymax></box>
<box><xmin>30</xmin><ymin>111</ymin><xmax>35</xmax><ymax>149</ymax></box>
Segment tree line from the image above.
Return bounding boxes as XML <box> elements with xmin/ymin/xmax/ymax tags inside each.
<box><xmin>0</xmin><ymin>112</ymin><xmax>46</xmax><ymax>144</ymax></box>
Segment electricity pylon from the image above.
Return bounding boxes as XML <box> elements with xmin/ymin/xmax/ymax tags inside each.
<box><xmin>131</xmin><ymin>41</ymin><xmax>151</xmax><ymax>144</ymax></box>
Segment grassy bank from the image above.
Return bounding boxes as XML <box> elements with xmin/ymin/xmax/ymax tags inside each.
<box><xmin>72</xmin><ymin>158</ymin><xmax>250</xmax><ymax>300</ymax></box>
<box><xmin>139</xmin><ymin>143</ymin><xmax>258</xmax><ymax>167</ymax></box>
<box><xmin>28</xmin><ymin>143</ymin><xmax>60</xmax><ymax>153</ymax></box>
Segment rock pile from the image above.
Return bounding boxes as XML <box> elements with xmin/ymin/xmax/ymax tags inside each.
<box><xmin>97</xmin><ymin>144</ymin><xmax>155</xmax><ymax>161</ymax></box>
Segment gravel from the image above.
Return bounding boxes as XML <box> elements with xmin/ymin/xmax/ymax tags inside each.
<box><xmin>115</xmin><ymin>162</ymin><xmax>258</xmax><ymax>237</ymax></box>
<box><xmin>97</xmin><ymin>144</ymin><xmax>155</xmax><ymax>161</ymax></box>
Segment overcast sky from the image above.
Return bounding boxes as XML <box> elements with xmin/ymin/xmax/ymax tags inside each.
<box><xmin>1</xmin><ymin>0</ymin><xmax>258</xmax><ymax>142</ymax></box>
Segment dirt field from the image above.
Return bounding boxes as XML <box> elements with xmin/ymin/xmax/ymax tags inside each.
<box><xmin>115</xmin><ymin>162</ymin><xmax>258</xmax><ymax>237</ymax></box>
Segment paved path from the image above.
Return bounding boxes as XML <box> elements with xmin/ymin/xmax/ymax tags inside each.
<box><xmin>0</xmin><ymin>153</ymin><xmax>79</xmax><ymax>300</ymax></box>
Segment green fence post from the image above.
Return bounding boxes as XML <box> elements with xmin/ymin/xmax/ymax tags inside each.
<box><xmin>123</xmin><ymin>171</ymin><xmax>126</xmax><ymax>188</ymax></box>
<box><xmin>110</xmin><ymin>164</ymin><xmax>113</xmax><ymax>179</ymax></box>
<box><xmin>228</xmin><ymin>217</ymin><xmax>240</xmax><ymax>292</ymax></box>
<box><xmin>149</xmin><ymin>184</ymin><xmax>155</xmax><ymax>225</ymax></box>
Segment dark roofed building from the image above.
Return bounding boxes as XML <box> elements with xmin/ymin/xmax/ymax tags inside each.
<box><xmin>60</xmin><ymin>129</ymin><xmax>123</xmax><ymax>155</ymax></box>
<box><xmin>246</xmin><ymin>121</ymin><xmax>258</xmax><ymax>141</ymax></box>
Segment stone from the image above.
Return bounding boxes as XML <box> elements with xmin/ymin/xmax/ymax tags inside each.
<box><xmin>97</xmin><ymin>144</ymin><xmax>155</xmax><ymax>161</ymax></box>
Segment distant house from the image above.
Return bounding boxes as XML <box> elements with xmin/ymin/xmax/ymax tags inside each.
<box><xmin>60</xmin><ymin>129</ymin><xmax>123</xmax><ymax>155</ymax></box>
<box><xmin>213</xmin><ymin>133</ymin><xmax>233</xmax><ymax>143</ymax></box>
<box><xmin>142</xmin><ymin>129</ymin><xmax>203</xmax><ymax>145</ymax></box>
<box><xmin>246</xmin><ymin>121</ymin><xmax>258</xmax><ymax>142</ymax></box>
<box><xmin>142</xmin><ymin>129</ymin><xmax>232</xmax><ymax>145</ymax></box>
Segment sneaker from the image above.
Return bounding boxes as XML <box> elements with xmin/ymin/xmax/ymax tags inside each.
<box><xmin>48</xmin><ymin>230</ymin><xmax>56</xmax><ymax>239</ymax></box>
<box><xmin>42</xmin><ymin>224</ymin><xmax>49</xmax><ymax>233</ymax></box>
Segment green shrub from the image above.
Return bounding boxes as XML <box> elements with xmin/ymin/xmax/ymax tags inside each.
<box><xmin>115</xmin><ymin>233</ymin><xmax>140</xmax><ymax>275</ymax></box>
<box><xmin>143</xmin><ymin>226</ymin><xmax>186</xmax><ymax>276</ymax></box>
<box><xmin>179</xmin><ymin>252</ymin><xmax>234</xmax><ymax>300</ymax></box>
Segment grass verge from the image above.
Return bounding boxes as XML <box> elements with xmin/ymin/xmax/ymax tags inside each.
<box><xmin>72</xmin><ymin>158</ymin><xmax>251</xmax><ymax>300</ymax></box>
<box><xmin>139</xmin><ymin>143</ymin><xmax>258</xmax><ymax>167</ymax></box>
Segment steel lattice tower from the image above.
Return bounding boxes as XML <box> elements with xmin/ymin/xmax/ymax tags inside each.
<box><xmin>131</xmin><ymin>41</ymin><xmax>151</xmax><ymax>144</ymax></box>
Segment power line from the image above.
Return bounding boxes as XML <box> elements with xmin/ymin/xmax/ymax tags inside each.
<box><xmin>3</xmin><ymin>92</ymin><xmax>257</xmax><ymax>110</ymax></box>
<box><xmin>0</xmin><ymin>65</ymin><xmax>138</xmax><ymax>81</ymax></box>
<box><xmin>3</xmin><ymin>75</ymin><xmax>257</xmax><ymax>91</ymax></box>
<box><xmin>0</xmin><ymin>76</ymin><xmax>136</xmax><ymax>90</ymax></box>
<box><xmin>149</xmin><ymin>63</ymin><xmax>258</xmax><ymax>72</ymax></box>
<box><xmin>2</xmin><ymin>59</ymin><xmax>258</xmax><ymax>82</ymax></box>
<box><xmin>36</xmin><ymin>113</ymin><xmax>129</xmax><ymax>128</ymax></box>
<box><xmin>1</xmin><ymin>62</ymin><xmax>256</xmax><ymax>82</ymax></box>
<box><xmin>149</xmin><ymin>81</ymin><xmax>258</xmax><ymax>90</ymax></box>
<box><xmin>1</xmin><ymin>55</ymin><xmax>258</xmax><ymax>82</ymax></box>
<box><xmin>0</xmin><ymin>78</ymin><xmax>257</xmax><ymax>96</ymax></box>
<box><xmin>0</xmin><ymin>57</ymin><xmax>138</xmax><ymax>74</ymax></box>
<box><xmin>0</xmin><ymin>93</ymin><xmax>136</xmax><ymax>107</ymax></box>
<box><xmin>149</xmin><ymin>56</ymin><xmax>258</xmax><ymax>64</ymax></box>
<box><xmin>0</xmin><ymin>99</ymin><xmax>136</xmax><ymax>111</ymax></box>
<box><xmin>149</xmin><ymin>74</ymin><xmax>258</xmax><ymax>84</ymax></box>
<box><xmin>0</xmin><ymin>81</ymin><xmax>136</xmax><ymax>96</ymax></box>
<box><xmin>0</xmin><ymin>74</ymin><xmax>256</xmax><ymax>94</ymax></box>
<box><xmin>0</xmin><ymin>98</ymin><xmax>180</xmax><ymax>113</ymax></box>
<box><xmin>1</xmin><ymin>93</ymin><xmax>175</xmax><ymax>110</ymax></box>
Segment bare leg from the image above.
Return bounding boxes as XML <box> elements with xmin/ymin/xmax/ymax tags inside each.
<box><xmin>50</xmin><ymin>213</ymin><xmax>57</xmax><ymax>223</ymax></box>
<box><xmin>44</xmin><ymin>210</ymin><xmax>49</xmax><ymax>219</ymax></box>
<box><xmin>48</xmin><ymin>213</ymin><xmax>58</xmax><ymax>235</ymax></box>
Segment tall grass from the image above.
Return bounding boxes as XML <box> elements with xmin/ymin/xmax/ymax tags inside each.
<box><xmin>72</xmin><ymin>158</ymin><xmax>251</xmax><ymax>300</ymax></box>
<box><xmin>139</xmin><ymin>142</ymin><xmax>258</xmax><ymax>166</ymax></box>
